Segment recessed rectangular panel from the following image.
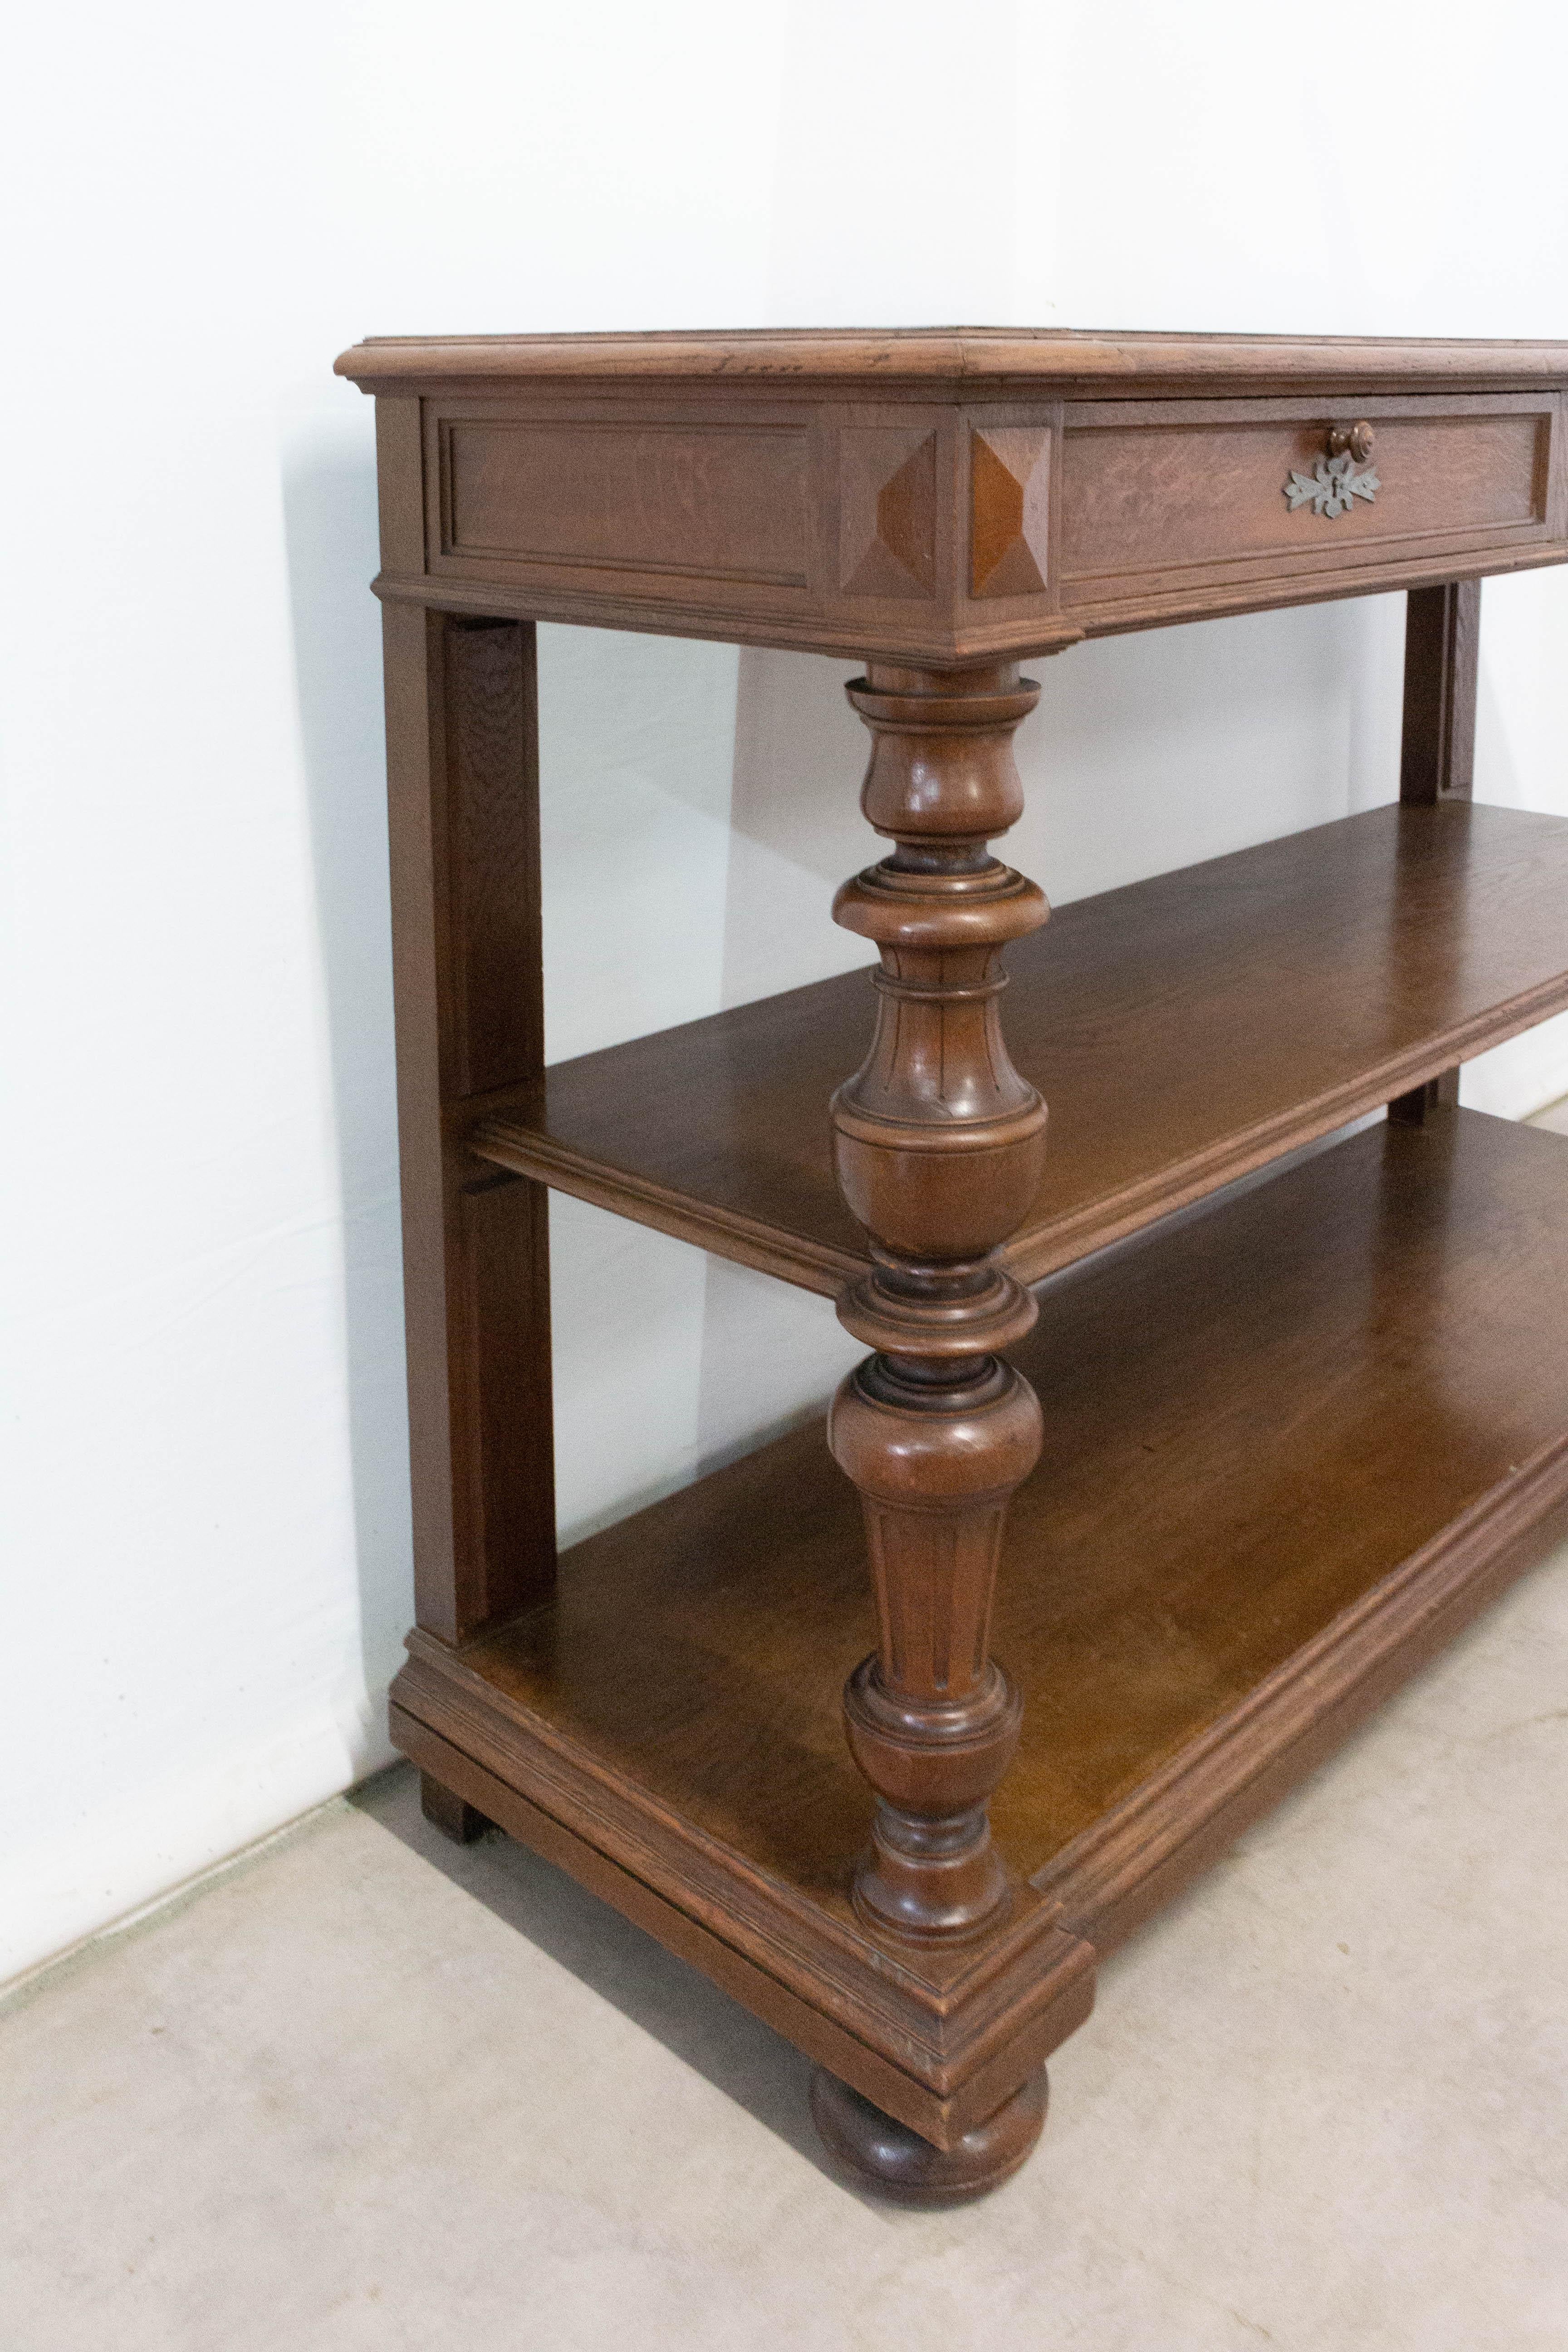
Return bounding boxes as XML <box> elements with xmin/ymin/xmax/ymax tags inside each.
<box><xmin>441</xmin><ymin>418</ymin><xmax>812</xmax><ymax>586</ymax></box>
<box><xmin>1062</xmin><ymin>401</ymin><xmax>1552</xmax><ymax>614</ymax></box>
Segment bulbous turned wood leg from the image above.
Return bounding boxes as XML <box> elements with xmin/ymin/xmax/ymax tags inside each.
<box><xmin>830</xmin><ymin>1349</ymin><xmax>1041</xmax><ymax>1940</ymax></box>
<box><xmin>810</xmin><ymin>2065</ymin><xmax>1048</xmax><ymax>2205</ymax></box>
<box><xmin>827</xmin><ymin>661</ymin><xmax>1050</xmax><ymax>1945</ymax></box>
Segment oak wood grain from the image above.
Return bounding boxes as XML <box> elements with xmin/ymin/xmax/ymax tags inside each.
<box><xmin>384</xmin><ymin>608</ymin><xmax>556</xmax><ymax>1644</ymax></box>
<box><xmin>1400</xmin><ymin>578</ymin><xmax>1481</xmax><ymax>808</ymax></box>
<box><xmin>469</xmin><ymin>802</ymin><xmax>1568</xmax><ymax>1293</ymax></box>
<box><xmin>372</xmin><ymin>539</ymin><xmax>1568</xmax><ymax>669</ymax></box>
<box><xmin>336</xmin><ymin>326</ymin><xmax>1568</xmax><ymax>394</ymax></box>
<box><xmin>391</xmin><ymin>1111</ymin><xmax>1568</xmax><ymax>2115</ymax></box>
<box><xmin>338</xmin><ymin>333</ymin><xmax>1568</xmax><ymax>664</ymax></box>
<box><xmin>824</xmin><ymin>663</ymin><xmax>1051</xmax><ymax>1943</ymax></box>
<box><xmin>355</xmin><ymin>323</ymin><xmax>1568</xmax><ymax>2189</ymax></box>
<box><xmin>388</xmin><ymin>1701</ymin><xmax>1095</xmax><ymax>2147</ymax></box>
<box><xmin>1059</xmin><ymin>397</ymin><xmax>1554</xmax><ymax>627</ymax></box>
<box><xmin>439</xmin><ymin>415</ymin><xmax>813</xmax><ymax>585</ymax></box>
<box><xmin>1390</xmin><ymin>579</ymin><xmax>1482</xmax><ymax>1126</ymax></box>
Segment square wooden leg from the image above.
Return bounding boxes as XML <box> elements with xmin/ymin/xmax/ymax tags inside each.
<box><xmin>420</xmin><ymin>1772</ymin><xmax>493</xmax><ymax>1845</ymax></box>
<box><xmin>382</xmin><ymin>605</ymin><xmax>557</xmax><ymax>1646</ymax></box>
<box><xmin>1390</xmin><ymin>581</ymin><xmax>1479</xmax><ymax>1127</ymax></box>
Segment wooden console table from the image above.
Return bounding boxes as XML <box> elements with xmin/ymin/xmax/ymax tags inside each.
<box><xmin>335</xmin><ymin>328</ymin><xmax>1568</xmax><ymax>2202</ymax></box>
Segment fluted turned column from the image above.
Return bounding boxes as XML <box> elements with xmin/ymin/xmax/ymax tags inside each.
<box><xmin>828</xmin><ymin>661</ymin><xmax>1048</xmax><ymax>1943</ymax></box>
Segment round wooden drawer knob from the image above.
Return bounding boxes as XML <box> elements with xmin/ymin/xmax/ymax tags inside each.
<box><xmin>1328</xmin><ymin>421</ymin><xmax>1376</xmax><ymax>463</ymax></box>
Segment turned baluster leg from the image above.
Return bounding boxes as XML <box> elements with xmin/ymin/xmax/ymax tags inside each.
<box><xmin>826</xmin><ymin>662</ymin><xmax>1049</xmax><ymax>1943</ymax></box>
<box><xmin>809</xmin><ymin>662</ymin><xmax>1052</xmax><ymax>2199</ymax></box>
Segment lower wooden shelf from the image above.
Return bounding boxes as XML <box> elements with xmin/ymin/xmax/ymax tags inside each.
<box><xmin>391</xmin><ymin>1107</ymin><xmax>1568</xmax><ymax>2142</ymax></box>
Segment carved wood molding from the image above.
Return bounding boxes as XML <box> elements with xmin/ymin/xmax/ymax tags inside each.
<box><xmin>839</xmin><ymin>427</ymin><xmax>941</xmax><ymax>600</ymax></box>
<box><xmin>970</xmin><ymin>426</ymin><xmax>1051</xmax><ymax>597</ymax></box>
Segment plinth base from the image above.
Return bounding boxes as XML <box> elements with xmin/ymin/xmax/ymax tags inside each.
<box><xmin>390</xmin><ymin>1115</ymin><xmax>1568</xmax><ymax>2168</ymax></box>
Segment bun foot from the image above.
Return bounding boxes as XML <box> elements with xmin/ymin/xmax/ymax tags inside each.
<box><xmin>810</xmin><ymin>2065</ymin><xmax>1047</xmax><ymax>2205</ymax></box>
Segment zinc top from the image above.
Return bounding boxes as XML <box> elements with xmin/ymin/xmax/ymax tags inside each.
<box><xmin>335</xmin><ymin>327</ymin><xmax>1568</xmax><ymax>666</ymax></box>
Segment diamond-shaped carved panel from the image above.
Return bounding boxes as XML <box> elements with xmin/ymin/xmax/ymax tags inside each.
<box><xmin>970</xmin><ymin>426</ymin><xmax>1051</xmax><ymax>598</ymax></box>
<box><xmin>839</xmin><ymin>429</ymin><xmax>939</xmax><ymax>600</ymax></box>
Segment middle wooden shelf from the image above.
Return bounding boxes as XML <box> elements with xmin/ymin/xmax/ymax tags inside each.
<box><xmin>469</xmin><ymin>800</ymin><xmax>1568</xmax><ymax>1292</ymax></box>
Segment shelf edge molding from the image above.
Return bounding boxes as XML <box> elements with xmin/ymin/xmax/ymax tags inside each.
<box><xmin>390</xmin><ymin>1112</ymin><xmax>1568</xmax><ymax>2141</ymax></box>
<box><xmin>466</xmin><ymin>803</ymin><xmax>1568</xmax><ymax>1295</ymax></box>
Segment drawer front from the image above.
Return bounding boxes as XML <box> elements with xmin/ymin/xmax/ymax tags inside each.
<box><xmin>1060</xmin><ymin>394</ymin><xmax>1563</xmax><ymax>624</ymax></box>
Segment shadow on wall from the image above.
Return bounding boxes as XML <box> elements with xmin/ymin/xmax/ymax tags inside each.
<box><xmin>1461</xmin><ymin>644</ymin><xmax>1568</xmax><ymax>1115</ymax></box>
<box><xmin>689</xmin><ymin>592</ymin><xmax>1408</xmax><ymax>1482</ymax></box>
<box><xmin>1017</xmin><ymin>592</ymin><xmax>1406</xmax><ymax>903</ymax></box>
<box><xmin>279</xmin><ymin>431</ymin><xmax>412</xmax><ymax>1764</ymax></box>
<box><xmin>709</xmin><ymin>594</ymin><xmax>1406</xmax><ymax>1029</ymax></box>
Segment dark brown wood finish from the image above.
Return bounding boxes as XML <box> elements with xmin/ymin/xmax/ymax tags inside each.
<box><xmin>338</xmin><ymin>332</ymin><xmax>1568</xmax><ymax>667</ymax></box>
<box><xmin>339</xmin><ymin>328</ymin><xmax>1568</xmax><ymax>388</ymax></box>
<box><xmin>1400</xmin><ymin>578</ymin><xmax>1481</xmax><ymax>807</ymax></box>
<box><xmin>1390</xmin><ymin>578</ymin><xmax>1482</xmax><ymax>1126</ymax></box>
<box><xmin>469</xmin><ymin>801</ymin><xmax>1568</xmax><ymax>1291</ymax></box>
<box><xmin>1057</xmin><ymin>397</ymin><xmax>1552</xmax><ymax>632</ymax></box>
<box><xmin>826</xmin><ymin>662</ymin><xmax>1051</xmax><ymax>1945</ymax></box>
<box><xmin>391</xmin><ymin>1111</ymin><xmax>1568</xmax><ymax>2139</ymax></box>
<box><xmin>810</xmin><ymin>2063</ymin><xmax>1048</xmax><ymax>2204</ymax></box>
<box><xmin>419</xmin><ymin>1770</ymin><xmax>491</xmax><ymax>1845</ymax></box>
<box><xmin>348</xmin><ymin>327</ymin><xmax>1568</xmax><ymax>2200</ymax></box>
<box><xmin>383</xmin><ymin>604</ymin><xmax>555</xmax><ymax>1646</ymax></box>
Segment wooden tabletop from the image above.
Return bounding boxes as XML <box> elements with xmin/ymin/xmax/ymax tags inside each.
<box><xmin>337</xmin><ymin>326</ymin><xmax>1568</xmax><ymax>395</ymax></box>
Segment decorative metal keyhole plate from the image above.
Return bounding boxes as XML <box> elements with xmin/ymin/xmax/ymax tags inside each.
<box><xmin>1284</xmin><ymin>452</ymin><xmax>1381</xmax><ymax>519</ymax></box>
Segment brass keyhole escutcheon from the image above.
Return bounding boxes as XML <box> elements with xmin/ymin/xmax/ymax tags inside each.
<box><xmin>1328</xmin><ymin>421</ymin><xmax>1376</xmax><ymax>464</ymax></box>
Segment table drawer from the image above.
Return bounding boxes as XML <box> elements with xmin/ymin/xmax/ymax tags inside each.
<box><xmin>1059</xmin><ymin>393</ymin><xmax>1563</xmax><ymax>625</ymax></box>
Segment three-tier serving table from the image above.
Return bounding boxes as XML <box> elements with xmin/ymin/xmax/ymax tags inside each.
<box><xmin>336</xmin><ymin>328</ymin><xmax>1568</xmax><ymax>2201</ymax></box>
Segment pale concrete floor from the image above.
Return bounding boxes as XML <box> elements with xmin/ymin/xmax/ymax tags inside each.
<box><xmin>4</xmin><ymin>1553</ymin><xmax>1568</xmax><ymax>2352</ymax></box>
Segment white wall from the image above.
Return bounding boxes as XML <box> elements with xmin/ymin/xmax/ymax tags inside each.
<box><xmin>3</xmin><ymin>0</ymin><xmax>1566</xmax><ymax>1982</ymax></box>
